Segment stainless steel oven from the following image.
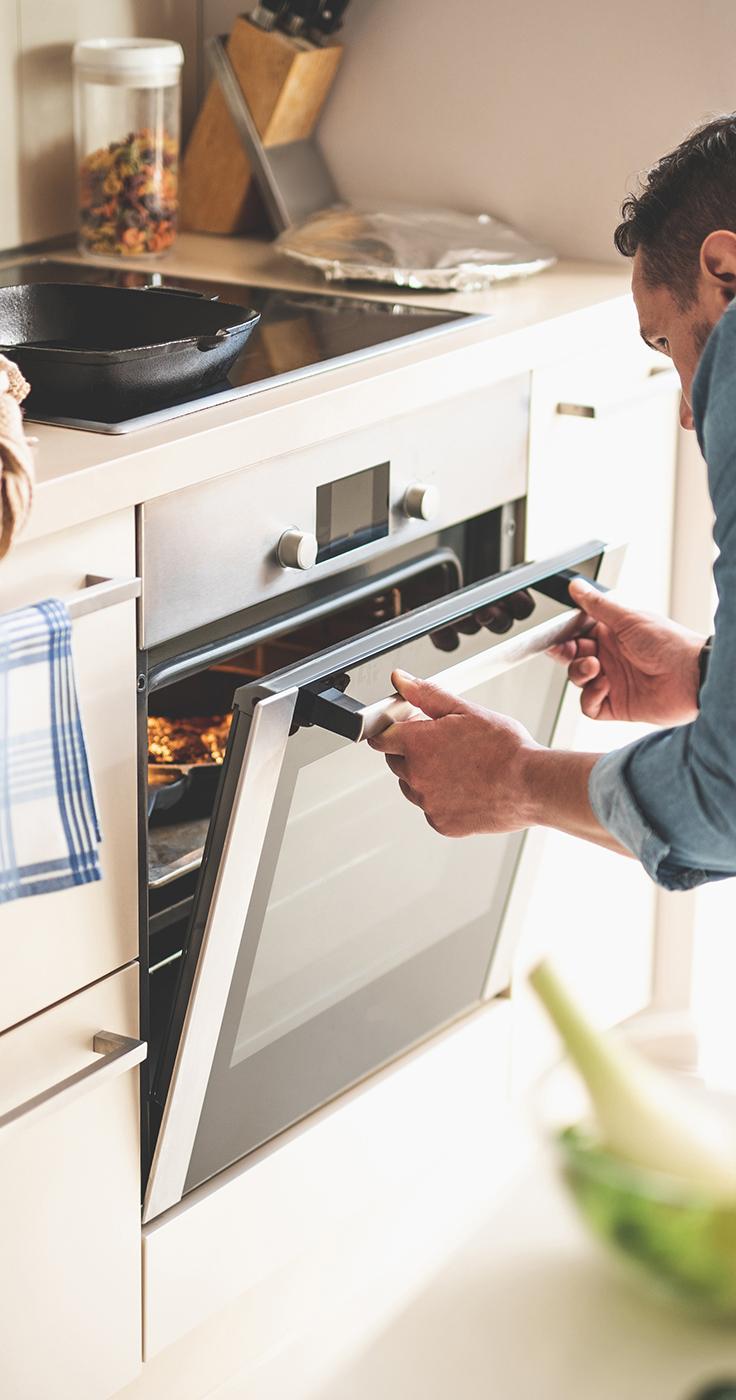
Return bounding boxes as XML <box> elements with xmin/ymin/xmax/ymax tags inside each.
<box><xmin>138</xmin><ymin>373</ymin><xmax>618</xmax><ymax>1222</ymax></box>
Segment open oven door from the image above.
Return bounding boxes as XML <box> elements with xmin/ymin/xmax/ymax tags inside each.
<box><xmin>144</xmin><ymin>538</ymin><xmax>621</xmax><ymax>1222</ymax></box>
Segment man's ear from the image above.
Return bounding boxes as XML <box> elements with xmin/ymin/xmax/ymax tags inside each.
<box><xmin>700</xmin><ymin>229</ymin><xmax>736</xmax><ymax>294</ymax></box>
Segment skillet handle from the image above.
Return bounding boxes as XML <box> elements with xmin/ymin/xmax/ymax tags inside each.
<box><xmin>197</xmin><ymin>314</ymin><xmax>262</xmax><ymax>351</ymax></box>
<box><xmin>142</xmin><ymin>284</ymin><xmax>220</xmax><ymax>303</ymax></box>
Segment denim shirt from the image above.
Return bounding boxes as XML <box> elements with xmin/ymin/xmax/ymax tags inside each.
<box><xmin>588</xmin><ymin>301</ymin><xmax>736</xmax><ymax>891</ymax></box>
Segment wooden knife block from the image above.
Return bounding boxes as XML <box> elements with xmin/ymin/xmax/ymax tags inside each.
<box><xmin>181</xmin><ymin>17</ymin><xmax>342</xmax><ymax>235</ymax></box>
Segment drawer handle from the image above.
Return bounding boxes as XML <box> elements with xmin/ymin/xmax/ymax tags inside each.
<box><xmin>0</xmin><ymin>1031</ymin><xmax>146</xmax><ymax>1139</ymax></box>
<box><xmin>65</xmin><ymin>575</ymin><xmax>141</xmax><ymax>621</ymax></box>
<box><xmin>555</xmin><ymin>367</ymin><xmax>679</xmax><ymax>420</ymax></box>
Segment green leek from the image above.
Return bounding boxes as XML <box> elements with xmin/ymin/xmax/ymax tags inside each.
<box><xmin>529</xmin><ymin>960</ymin><xmax>736</xmax><ymax>1199</ymax></box>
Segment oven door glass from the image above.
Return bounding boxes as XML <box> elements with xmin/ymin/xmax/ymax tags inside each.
<box><xmin>144</xmin><ymin>539</ymin><xmax>617</xmax><ymax>1221</ymax></box>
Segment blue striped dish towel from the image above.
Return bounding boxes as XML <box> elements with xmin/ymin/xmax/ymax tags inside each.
<box><xmin>0</xmin><ymin>599</ymin><xmax>101</xmax><ymax>903</ymax></box>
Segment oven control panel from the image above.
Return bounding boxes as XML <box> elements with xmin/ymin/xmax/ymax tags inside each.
<box><xmin>278</xmin><ymin>469</ymin><xmax>442</xmax><ymax>571</ymax></box>
<box><xmin>140</xmin><ymin>374</ymin><xmax>530</xmax><ymax>648</ymax></box>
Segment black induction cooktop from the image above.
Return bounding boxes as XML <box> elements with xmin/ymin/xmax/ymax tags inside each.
<box><xmin>0</xmin><ymin>258</ymin><xmax>484</xmax><ymax>434</ymax></box>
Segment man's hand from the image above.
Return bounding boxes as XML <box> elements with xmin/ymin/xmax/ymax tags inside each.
<box><xmin>368</xmin><ymin>670</ymin><xmax>541</xmax><ymax>836</ymax></box>
<box><xmin>550</xmin><ymin>578</ymin><xmax>705</xmax><ymax>725</ymax></box>
<box><xmin>430</xmin><ymin>589</ymin><xmax>536</xmax><ymax>652</ymax></box>
<box><xmin>368</xmin><ymin>669</ymin><xmax>629</xmax><ymax>855</ymax></box>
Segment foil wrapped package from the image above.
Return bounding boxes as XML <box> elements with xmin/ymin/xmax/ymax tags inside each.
<box><xmin>275</xmin><ymin>204</ymin><xmax>556</xmax><ymax>291</ymax></box>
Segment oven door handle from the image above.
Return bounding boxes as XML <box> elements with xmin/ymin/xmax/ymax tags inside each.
<box><xmin>301</xmin><ymin>570</ymin><xmax>608</xmax><ymax>742</ymax></box>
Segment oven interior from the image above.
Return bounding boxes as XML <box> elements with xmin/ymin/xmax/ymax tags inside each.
<box><xmin>142</xmin><ymin>507</ymin><xmax>513</xmax><ymax>1163</ymax></box>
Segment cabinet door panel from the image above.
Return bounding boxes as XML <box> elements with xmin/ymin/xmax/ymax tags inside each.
<box><xmin>0</xmin><ymin>964</ymin><xmax>143</xmax><ymax>1400</ymax></box>
<box><xmin>509</xmin><ymin>352</ymin><xmax>679</xmax><ymax>1085</ymax></box>
<box><xmin>0</xmin><ymin>510</ymin><xmax>138</xmax><ymax>1029</ymax></box>
<box><xmin>526</xmin><ymin>348</ymin><xmax>678</xmax><ymax>611</ymax></box>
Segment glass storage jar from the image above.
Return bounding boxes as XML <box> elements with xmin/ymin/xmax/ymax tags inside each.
<box><xmin>73</xmin><ymin>38</ymin><xmax>183</xmax><ymax>259</ymax></box>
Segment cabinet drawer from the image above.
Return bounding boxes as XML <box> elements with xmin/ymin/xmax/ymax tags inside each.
<box><xmin>0</xmin><ymin>963</ymin><xmax>144</xmax><ymax>1400</ymax></box>
<box><xmin>0</xmin><ymin>510</ymin><xmax>139</xmax><ymax>1030</ymax></box>
<box><xmin>527</xmin><ymin>348</ymin><xmax>679</xmax><ymax>611</ymax></box>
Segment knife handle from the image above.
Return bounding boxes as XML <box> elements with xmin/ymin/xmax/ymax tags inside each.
<box><xmin>309</xmin><ymin>0</ymin><xmax>351</xmax><ymax>37</ymax></box>
<box><xmin>250</xmin><ymin>1</ymin><xmax>289</xmax><ymax>31</ymax></box>
<box><xmin>280</xmin><ymin>0</ymin><xmax>322</xmax><ymax>34</ymax></box>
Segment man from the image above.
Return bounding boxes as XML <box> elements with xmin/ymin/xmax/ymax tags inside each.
<box><xmin>370</xmin><ymin>115</ymin><xmax>736</xmax><ymax>892</ymax></box>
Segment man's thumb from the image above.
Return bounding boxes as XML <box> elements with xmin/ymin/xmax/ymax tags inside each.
<box><xmin>568</xmin><ymin>577</ymin><xmax>625</xmax><ymax>625</ymax></box>
<box><xmin>392</xmin><ymin>669</ymin><xmax>461</xmax><ymax>719</ymax></box>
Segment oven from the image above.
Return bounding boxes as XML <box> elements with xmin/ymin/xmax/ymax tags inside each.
<box><xmin>138</xmin><ymin>372</ymin><xmax>619</xmax><ymax>1223</ymax></box>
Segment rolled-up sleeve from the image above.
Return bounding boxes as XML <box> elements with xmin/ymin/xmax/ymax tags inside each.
<box><xmin>587</xmin><ymin>304</ymin><xmax>736</xmax><ymax>892</ymax></box>
<box><xmin>589</xmin><ymin>744</ymin><xmax>681</xmax><ymax>886</ymax></box>
<box><xmin>589</xmin><ymin>737</ymin><xmax>736</xmax><ymax>892</ymax></box>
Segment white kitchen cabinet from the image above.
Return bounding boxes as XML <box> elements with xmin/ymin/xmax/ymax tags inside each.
<box><xmin>506</xmin><ymin>346</ymin><xmax>680</xmax><ymax>1085</ymax></box>
<box><xmin>0</xmin><ymin>962</ymin><xmax>144</xmax><ymax>1400</ymax></box>
<box><xmin>0</xmin><ymin>509</ymin><xmax>139</xmax><ymax>1030</ymax></box>
<box><xmin>141</xmin><ymin>998</ymin><xmax>511</xmax><ymax>1364</ymax></box>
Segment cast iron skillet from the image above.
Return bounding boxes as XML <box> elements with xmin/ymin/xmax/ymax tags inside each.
<box><xmin>0</xmin><ymin>282</ymin><xmax>260</xmax><ymax>415</ymax></box>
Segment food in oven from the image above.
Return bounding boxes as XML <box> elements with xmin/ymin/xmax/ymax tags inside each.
<box><xmin>147</xmin><ymin>714</ymin><xmax>231</xmax><ymax>766</ymax></box>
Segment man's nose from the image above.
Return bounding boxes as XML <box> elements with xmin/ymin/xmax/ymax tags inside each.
<box><xmin>680</xmin><ymin>396</ymin><xmax>695</xmax><ymax>430</ymax></box>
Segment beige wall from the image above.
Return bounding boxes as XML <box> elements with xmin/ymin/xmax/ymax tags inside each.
<box><xmin>4</xmin><ymin>0</ymin><xmax>736</xmax><ymax>259</ymax></box>
<box><xmin>0</xmin><ymin>0</ymin><xmax>200</xmax><ymax>251</ymax></box>
<box><xmin>318</xmin><ymin>0</ymin><xmax>736</xmax><ymax>264</ymax></box>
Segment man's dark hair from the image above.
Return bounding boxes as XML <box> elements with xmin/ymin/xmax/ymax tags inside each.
<box><xmin>614</xmin><ymin>114</ymin><xmax>736</xmax><ymax>306</ymax></box>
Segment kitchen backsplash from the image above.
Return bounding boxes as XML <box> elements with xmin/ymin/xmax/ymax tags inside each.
<box><xmin>2</xmin><ymin>0</ymin><xmax>735</xmax><ymax>261</ymax></box>
<box><xmin>313</xmin><ymin>0</ymin><xmax>736</xmax><ymax>265</ymax></box>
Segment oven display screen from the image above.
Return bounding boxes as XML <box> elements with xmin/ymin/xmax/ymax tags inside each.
<box><xmin>316</xmin><ymin>462</ymin><xmax>390</xmax><ymax>564</ymax></box>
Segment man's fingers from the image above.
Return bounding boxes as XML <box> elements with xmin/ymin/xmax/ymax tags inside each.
<box><xmin>384</xmin><ymin>753</ymin><xmax>405</xmax><ymax>778</ymax></box>
<box><xmin>568</xmin><ymin>577</ymin><xmax>629</xmax><ymax>628</ymax></box>
<box><xmin>430</xmin><ymin>626</ymin><xmax>461</xmax><ymax>652</ymax></box>
<box><xmin>472</xmin><ymin>603</ymin><xmax>514</xmax><ymax>635</ymax></box>
<box><xmin>391</xmin><ymin>670</ymin><xmax>462</xmax><ymax>719</ymax></box>
<box><xmin>547</xmin><ymin>639</ymin><xmax>576</xmax><ymax>663</ymax></box>
<box><xmin>455</xmin><ymin>615</ymin><xmax>481</xmax><ymax>636</ymax></box>
<box><xmin>505</xmin><ymin>589</ymin><xmax>536</xmax><ymax>621</ymax></box>
<box><xmin>368</xmin><ymin>724</ymin><xmax>410</xmax><ymax>755</ymax></box>
<box><xmin>568</xmin><ymin>655</ymin><xmax>601</xmax><ymax>687</ymax></box>
<box><xmin>579</xmin><ymin>675</ymin><xmax>610</xmax><ymax>719</ymax></box>
<box><xmin>548</xmin><ymin>636</ymin><xmax>598</xmax><ymax>664</ymax></box>
<box><xmin>398</xmin><ymin>777</ymin><xmax>423</xmax><ymax>807</ymax></box>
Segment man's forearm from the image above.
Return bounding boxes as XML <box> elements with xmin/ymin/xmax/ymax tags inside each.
<box><xmin>520</xmin><ymin>747</ymin><xmax>632</xmax><ymax>857</ymax></box>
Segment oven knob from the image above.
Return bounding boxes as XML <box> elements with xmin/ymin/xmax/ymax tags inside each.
<box><xmin>277</xmin><ymin>528</ymin><xmax>318</xmax><ymax>570</ymax></box>
<box><xmin>402</xmin><ymin>483</ymin><xmax>440</xmax><ymax>521</ymax></box>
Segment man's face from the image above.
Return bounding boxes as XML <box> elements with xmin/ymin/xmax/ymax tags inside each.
<box><xmin>632</xmin><ymin>250</ymin><xmax>716</xmax><ymax>430</ymax></box>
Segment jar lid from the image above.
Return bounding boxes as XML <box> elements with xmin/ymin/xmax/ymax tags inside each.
<box><xmin>73</xmin><ymin>38</ymin><xmax>184</xmax><ymax>86</ymax></box>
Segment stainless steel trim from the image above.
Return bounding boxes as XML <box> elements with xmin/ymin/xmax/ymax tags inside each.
<box><xmin>0</xmin><ymin>1032</ymin><xmax>146</xmax><ymax>1139</ymax></box>
<box><xmin>555</xmin><ymin>368</ymin><xmax>679</xmax><ymax>419</ymax></box>
<box><xmin>148</xmin><ymin>547</ymin><xmax>462</xmax><ymax>692</ymax></box>
<box><xmin>207</xmin><ymin>34</ymin><xmax>292</xmax><ymax>234</ymax></box>
<box><xmin>259</xmin><ymin>541</ymin><xmax>605</xmax><ymax>717</ymax></box>
<box><xmin>354</xmin><ymin>606</ymin><xmax>595</xmax><ymax>741</ymax></box>
<box><xmin>143</xmin><ymin>688</ymin><xmax>298</xmax><ymax>1224</ymax></box>
<box><xmin>33</xmin><ymin>315</ymin><xmax>489</xmax><ymax>436</ymax></box>
<box><xmin>66</xmin><ymin>574</ymin><xmax>141</xmax><ymax>621</ymax></box>
<box><xmin>480</xmin><ymin>540</ymin><xmax>625</xmax><ymax>1004</ymax></box>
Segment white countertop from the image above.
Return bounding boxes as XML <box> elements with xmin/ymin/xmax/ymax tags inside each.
<box><xmin>234</xmin><ymin>1126</ymin><xmax>736</xmax><ymax>1400</ymax></box>
<box><xmin>8</xmin><ymin>236</ymin><xmax>634</xmax><ymax>543</ymax></box>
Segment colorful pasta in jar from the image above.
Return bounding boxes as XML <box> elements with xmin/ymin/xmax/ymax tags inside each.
<box><xmin>73</xmin><ymin>39</ymin><xmax>183</xmax><ymax>259</ymax></box>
